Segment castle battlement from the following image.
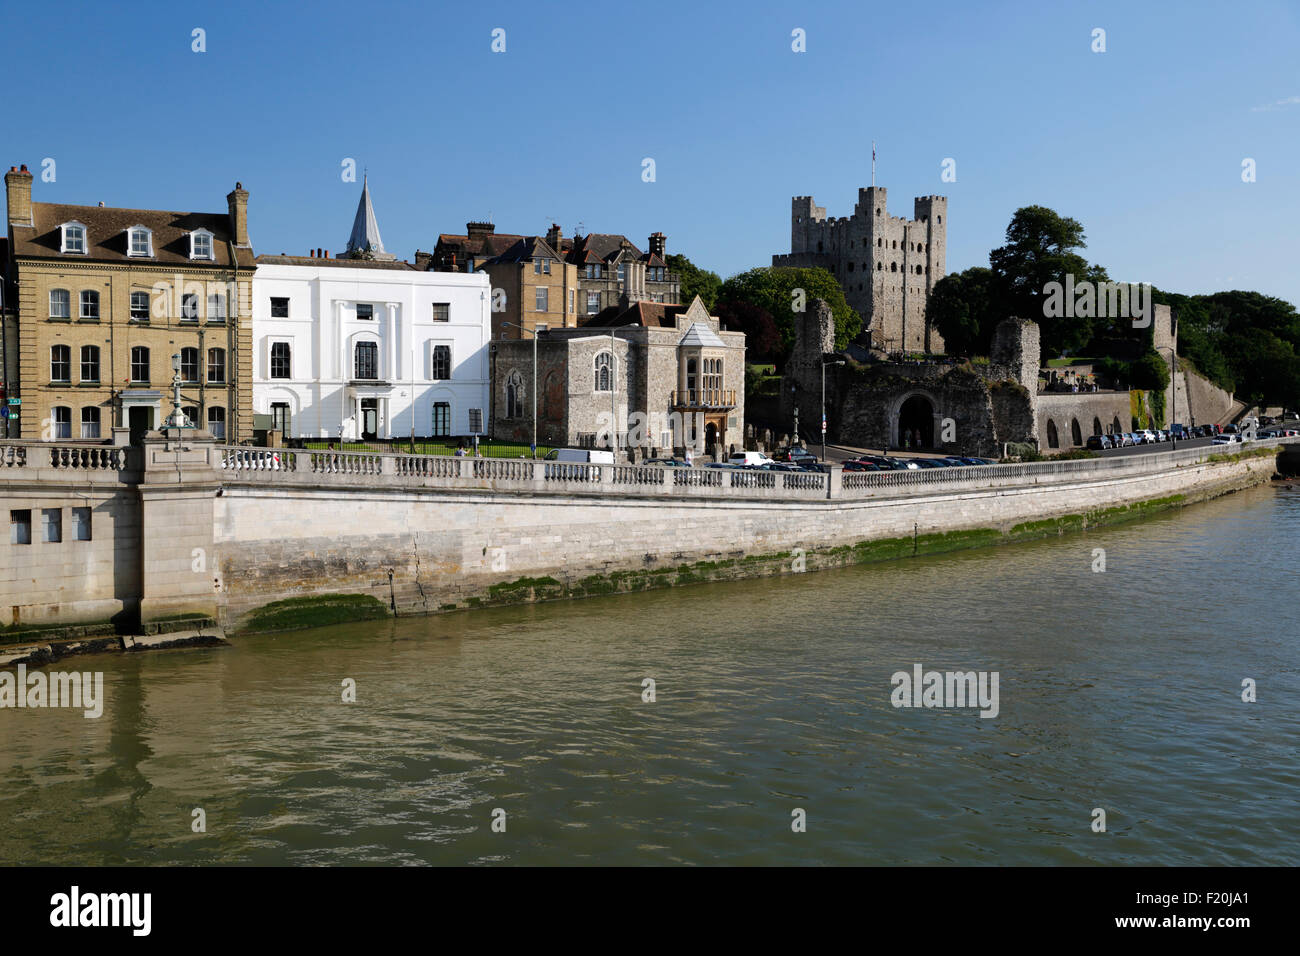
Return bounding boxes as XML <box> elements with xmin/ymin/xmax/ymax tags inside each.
<box><xmin>777</xmin><ymin>184</ymin><xmax>948</xmax><ymax>354</ymax></box>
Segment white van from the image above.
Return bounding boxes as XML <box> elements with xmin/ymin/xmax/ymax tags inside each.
<box><xmin>544</xmin><ymin>448</ymin><xmax>615</xmax><ymax>464</ymax></box>
<box><xmin>727</xmin><ymin>451</ymin><xmax>772</xmax><ymax>467</ymax></box>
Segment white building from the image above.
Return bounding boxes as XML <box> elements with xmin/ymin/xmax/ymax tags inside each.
<box><xmin>252</xmin><ymin>180</ymin><xmax>492</xmax><ymax>440</ymax></box>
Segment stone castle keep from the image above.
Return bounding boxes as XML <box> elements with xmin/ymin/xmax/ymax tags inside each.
<box><xmin>773</xmin><ymin>186</ymin><xmax>946</xmax><ymax>354</ymax></box>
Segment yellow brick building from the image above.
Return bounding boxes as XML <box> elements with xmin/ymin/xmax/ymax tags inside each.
<box><xmin>3</xmin><ymin>164</ymin><xmax>254</xmax><ymax>443</ymax></box>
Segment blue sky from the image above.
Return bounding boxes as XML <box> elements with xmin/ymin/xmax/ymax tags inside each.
<box><xmin>5</xmin><ymin>0</ymin><xmax>1300</xmax><ymax>303</ymax></box>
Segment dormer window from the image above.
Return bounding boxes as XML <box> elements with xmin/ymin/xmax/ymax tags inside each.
<box><xmin>189</xmin><ymin>229</ymin><xmax>214</xmax><ymax>260</ymax></box>
<box><xmin>128</xmin><ymin>226</ymin><xmax>153</xmax><ymax>257</ymax></box>
<box><xmin>61</xmin><ymin>222</ymin><xmax>87</xmax><ymax>254</ymax></box>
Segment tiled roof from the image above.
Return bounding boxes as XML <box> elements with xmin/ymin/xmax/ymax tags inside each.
<box><xmin>486</xmin><ymin>236</ymin><xmax>562</xmax><ymax>264</ymax></box>
<box><xmin>10</xmin><ymin>202</ymin><xmax>254</xmax><ymax>267</ymax></box>
<box><xmin>582</xmin><ymin>300</ymin><xmax>688</xmax><ymax>328</ymax></box>
<box><xmin>678</xmin><ymin>321</ymin><xmax>726</xmax><ymax>348</ymax></box>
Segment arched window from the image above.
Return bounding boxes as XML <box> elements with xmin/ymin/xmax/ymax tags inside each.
<box><xmin>51</xmin><ymin>406</ymin><xmax>72</xmax><ymax>439</ymax></box>
<box><xmin>180</xmin><ymin>347</ymin><xmax>199</xmax><ymax>383</ymax></box>
<box><xmin>81</xmin><ymin>406</ymin><xmax>101</xmax><ymax>439</ymax></box>
<box><xmin>207</xmin><ymin>347</ymin><xmax>226</xmax><ymax>384</ymax></box>
<box><xmin>130</xmin><ymin>346</ymin><xmax>150</xmax><ymax>383</ymax></box>
<box><xmin>1047</xmin><ymin>420</ymin><xmax>1059</xmax><ymax>448</ymax></box>
<box><xmin>505</xmin><ymin>370</ymin><xmax>524</xmax><ymax>418</ymax></box>
<box><xmin>1071</xmin><ymin>418</ymin><xmax>1083</xmax><ymax>446</ymax></box>
<box><xmin>1113</xmin><ymin>416</ymin><xmax>1122</xmax><ymax>434</ymax></box>
<box><xmin>80</xmin><ymin>345</ymin><xmax>99</xmax><ymax>383</ymax></box>
<box><xmin>1092</xmin><ymin>417</ymin><xmax>1102</xmax><ymax>436</ymax></box>
<box><xmin>50</xmin><ymin>345</ymin><xmax>71</xmax><ymax>382</ymax></box>
<box><xmin>354</xmin><ymin>341</ymin><xmax>378</xmax><ymax>380</ymax></box>
<box><xmin>49</xmin><ymin>289</ymin><xmax>70</xmax><ymax>318</ymax></box>
<box><xmin>890</xmin><ymin>262</ymin><xmax>897</xmax><ymax>272</ymax></box>
<box><xmin>594</xmin><ymin>352</ymin><xmax>613</xmax><ymax>392</ymax></box>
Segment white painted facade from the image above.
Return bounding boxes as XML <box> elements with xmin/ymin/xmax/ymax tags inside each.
<box><xmin>251</xmin><ymin>261</ymin><xmax>492</xmax><ymax>440</ymax></box>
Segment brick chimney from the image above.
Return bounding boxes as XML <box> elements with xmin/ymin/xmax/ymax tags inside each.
<box><xmin>414</xmin><ymin>250</ymin><xmax>433</xmax><ymax>270</ymax></box>
<box><xmin>466</xmin><ymin>221</ymin><xmax>495</xmax><ymax>242</ymax></box>
<box><xmin>546</xmin><ymin>223</ymin><xmax>562</xmax><ymax>249</ymax></box>
<box><xmin>226</xmin><ymin>181</ymin><xmax>250</xmax><ymax>247</ymax></box>
<box><xmin>5</xmin><ymin>164</ymin><xmax>33</xmax><ymax>227</ymax></box>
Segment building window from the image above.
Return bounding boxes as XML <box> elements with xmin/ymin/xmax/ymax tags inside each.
<box><xmin>207</xmin><ymin>292</ymin><xmax>227</xmax><ymax>322</ymax></box>
<box><xmin>356</xmin><ymin>303</ymin><xmax>373</xmax><ymax>321</ymax></box>
<box><xmin>431</xmin><ymin>402</ymin><xmax>450</xmax><ymax>437</ymax></box>
<box><xmin>270</xmin><ymin>297</ymin><xmax>289</xmax><ymax>318</ymax></box>
<box><xmin>569</xmin><ymin>289</ymin><xmax>575</xmax><ymax>314</ymax></box>
<box><xmin>51</xmin><ymin>406</ymin><xmax>72</xmax><ymax>439</ymax></box>
<box><xmin>72</xmin><ymin>507</ymin><xmax>92</xmax><ymax>541</ymax></box>
<box><xmin>42</xmin><ymin>508</ymin><xmax>62</xmax><ymax>543</ymax></box>
<box><xmin>182</xmin><ymin>406</ymin><xmax>199</xmax><ymax>428</ymax></box>
<box><xmin>617</xmin><ymin>263</ymin><xmax>626</xmax><ymax>282</ymax></box>
<box><xmin>505</xmin><ymin>371</ymin><xmax>524</xmax><ymax>418</ymax></box>
<box><xmin>207</xmin><ymin>406</ymin><xmax>226</xmax><ymax>440</ymax></box>
<box><xmin>594</xmin><ymin>351</ymin><xmax>613</xmax><ymax>392</ymax></box>
<box><xmin>80</xmin><ymin>345</ymin><xmax>99</xmax><ymax>382</ymax></box>
<box><xmin>271</xmin><ymin>402</ymin><xmax>291</xmax><ymax>435</ymax></box>
<box><xmin>182</xmin><ymin>293</ymin><xmax>199</xmax><ymax>321</ymax></box>
<box><xmin>354</xmin><ymin>341</ymin><xmax>378</xmax><ymax>380</ymax></box>
<box><xmin>49</xmin><ymin>289</ymin><xmax>70</xmax><ymax>318</ymax></box>
<box><xmin>130</xmin><ymin>290</ymin><xmax>150</xmax><ymax>321</ymax></box>
<box><xmin>584</xmin><ymin>263</ymin><xmax>603</xmax><ymax>279</ymax></box>
<box><xmin>180</xmin><ymin>347</ymin><xmax>199</xmax><ymax>383</ymax></box>
<box><xmin>535</xmin><ymin>286</ymin><xmax>548</xmax><ymax>312</ymax></box>
<box><xmin>270</xmin><ymin>341</ymin><xmax>291</xmax><ymax>379</ymax></box>
<box><xmin>130</xmin><ymin>346</ymin><xmax>150</xmax><ymax>382</ymax></box>
<box><xmin>534</xmin><ymin>259</ymin><xmax>542</xmax><ymax>274</ymax></box>
<box><xmin>190</xmin><ymin>231</ymin><xmax>214</xmax><ymax>260</ymax></box>
<box><xmin>80</xmin><ymin>290</ymin><xmax>99</xmax><ymax>320</ymax></box>
<box><xmin>704</xmin><ymin>357</ymin><xmax>723</xmax><ymax>392</ymax></box>
<box><xmin>431</xmin><ymin>345</ymin><xmax>451</xmax><ymax>380</ymax></box>
<box><xmin>128</xmin><ymin>227</ymin><xmax>152</xmax><ymax>257</ymax></box>
<box><xmin>586</xmin><ymin>291</ymin><xmax>601</xmax><ymax>314</ymax></box>
<box><xmin>10</xmin><ymin>510</ymin><xmax>31</xmax><ymax>545</ymax></box>
<box><xmin>62</xmin><ymin>223</ymin><xmax>87</xmax><ymax>254</ymax></box>
<box><xmin>468</xmin><ymin>408</ymin><xmax>483</xmax><ymax>433</ymax></box>
<box><xmin>50</xmin><ymin>345</ymin><xmax>71</xmax><ymax>382</ymax></box>
<box><xmin>431</xmin><ymin>302</ymin><xmax>450</xmax><ymax>322</ymax></box>
<box><xmin>207</xmin><ymin>348</ymin><xmax>226</xmax><ymax>384</ymax></box>
<box><xmin>81</xmin><ymin>406</ymin><xmax>101</xmax><ymax>439</ymax></box>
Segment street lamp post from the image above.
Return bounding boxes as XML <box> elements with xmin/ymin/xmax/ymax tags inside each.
<box><xmin>606</xmin><ymin>327</ymin><xmax>635</xmax><ymax>461</ymax></box>
<box><xmin>501</xmin><ymin>322</ymin><xmax>546</xmax><ymax>458</ymax></box>
<box><xmin>821</xmin><ymin>359</ymin><xmax>845</xmax><ymax>461</ymax></box>
<box><xmin>1156</xmin><ymin>344</ymin><xmax>1178</xmax><ymax>450</ymax></box>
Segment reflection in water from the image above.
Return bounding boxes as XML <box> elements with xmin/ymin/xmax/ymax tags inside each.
<box><xmin>2</xmin><ymin>484</ymin><xmax>1298</xmax><ymax>865</ymax></box>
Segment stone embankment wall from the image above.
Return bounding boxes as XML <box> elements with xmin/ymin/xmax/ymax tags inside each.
<box><xmin>2</xmin><ymin>437</ymin><xmax>1290</xmax><ymax>634</ymax></box>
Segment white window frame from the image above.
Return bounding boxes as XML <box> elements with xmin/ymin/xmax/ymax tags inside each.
<box><xmin>60</xmin><ymin>222</ymin><xmax>87</xmax><ymax>254</ymax></box>
<box><xmin>189</xmin><ymin>229</ymin><xmax>215</xmax><ymax>260</ymax></box>
<box><xmin>268</xmin><ymin>340</ymin><xmax>292</xmax><ymax>380</ymax></box>
<box><xmin>127</xmin><ymin>225</ymin><xmax>153</xmax><ymax>257</ymax></box>
<box><xmin>49</xmin><ymin>288</ymin><xmax>70</xmax><ymax>318</ymax></box>
<box><xmin>594</xmin><ymin>351</ymin><xmax>614</xmax><ymax>393</ymax></box>
<box><xmin>428</xmin><ymin>342</ymin><xmax>453</xmax><ymax>381</ymax></box>
<box><xmin>535</xmin><ymin>286</ymin><xmax>548</xmax><ymax>313</ymax></box>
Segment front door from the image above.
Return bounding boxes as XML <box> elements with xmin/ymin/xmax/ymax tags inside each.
<box><xmin>128</xmin><ymin>406</ymin><xmax>153</xmax><ymax>446</ymax></box>
<box><xmin>705</xmin><ymin>422</ymin><xmax>718</xmax><ymax>458</ymax></box>
<box><xmin>361</xmin><ymin>399</ymin><xmax>378</xmax><ymax>440</ymax></box>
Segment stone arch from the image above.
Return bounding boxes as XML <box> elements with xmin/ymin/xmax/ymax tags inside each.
<box><xmin>889</xmin><ymin>389</ymin><xmax>939</xmax><ymax>449</ymax></box>
<box><xmin>1092</xmin><ymin>416</ymin><xmax>1102</xmax><ymax>436</ymax></box>
<box><xmin>1112</xmin><ymin>415</ymin><xmax>1122</xmax><ymax>434</ymax></box>
<box><xmin>1047</xmin><ymin>419</ymin><xmax>1060</xmax><ymax>448</ymax></box>
<box><xmin>1070</xmin><ymin>417</ymin><xmax>1082</xmax><ymax>446</ymax></box>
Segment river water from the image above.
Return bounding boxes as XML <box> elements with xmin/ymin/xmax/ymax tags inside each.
<box><xmin>3</xmin><ymin>483</ymin><xmax>1298</xmax><ymax>866</ymax></box>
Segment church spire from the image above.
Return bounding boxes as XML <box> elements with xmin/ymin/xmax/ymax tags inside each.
<box><xmin>344</xmin><ymin>174</ymin><xmax>395</xmax><ymax>260</ymax></box>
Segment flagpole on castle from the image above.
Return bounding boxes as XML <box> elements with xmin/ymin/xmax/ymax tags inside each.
<box><xmin>872</xmin><ymin>141</ymin><xmax>876</xmax><ymax>187</ymax></box>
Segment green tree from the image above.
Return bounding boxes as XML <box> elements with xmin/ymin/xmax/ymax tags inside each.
<box><xmin>926</xmin><ymin>266</ymin><xmax>997</xmax><ymax>356</ymax></box>
<box><xmin>717</xmin><ymin>266</ymin><xmax>861</xmax><ymax>357</ymax></box>
<box><xmin>1128</xmin><ymin>351</ymin><xmax>1171</xmax><ymax>392</ymax></box>
<box><xmin>666</xmin><ymin>253</ymin><xmax>722</xmax><ymax>311</ymax></box>
<box><xmin>988</xmin><ymin>206</ymin><xmax>1101</xmax><ymax>360</ymax></box>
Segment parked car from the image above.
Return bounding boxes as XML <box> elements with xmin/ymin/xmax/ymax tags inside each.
<box><xmin>843</xmin><ymin>460</ymin><xmax>882</xmax><ymax>472</ymax></box>
<box><xmin>1086</xmin><ymin>435</ymin><xmax>1110</xmax><ymax>451</ymax></box>
<box><xmin>644</xmin><ymin>457</ymin><xmax>688</xmax><ymax>467</ymax></box>
<box><xmin>728</xmin><ymin>451</ymin><xmax>774</xmax><ymax>467</ymax></box>
<box><xmin>1222</xmin><ymin>424</ymin><xmax>1238</xmax><ymax>434</ymax></box>
<box><xmin>914</xmin><ymin>458</ymin><xmax>948</xmax><ymax>468</ymax></box>
<box><xmin>761</xmin><ymin>461</ymin><xmax>803</xmax><ymax>472</ymax></box>
<box><xmin>883</xmin><ymin>457</ymin><xmax>920</xmax><ymax>470</ymax></box>
<box><xmin>1169</xmin><ymin>424</ymin><xmax>1189</xmax><ymax>440</ymax></box>
<box><xmin>1211</xmin><ymin>434</ymin><xmax>1242</xmax><ymax>445</ymax></box>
